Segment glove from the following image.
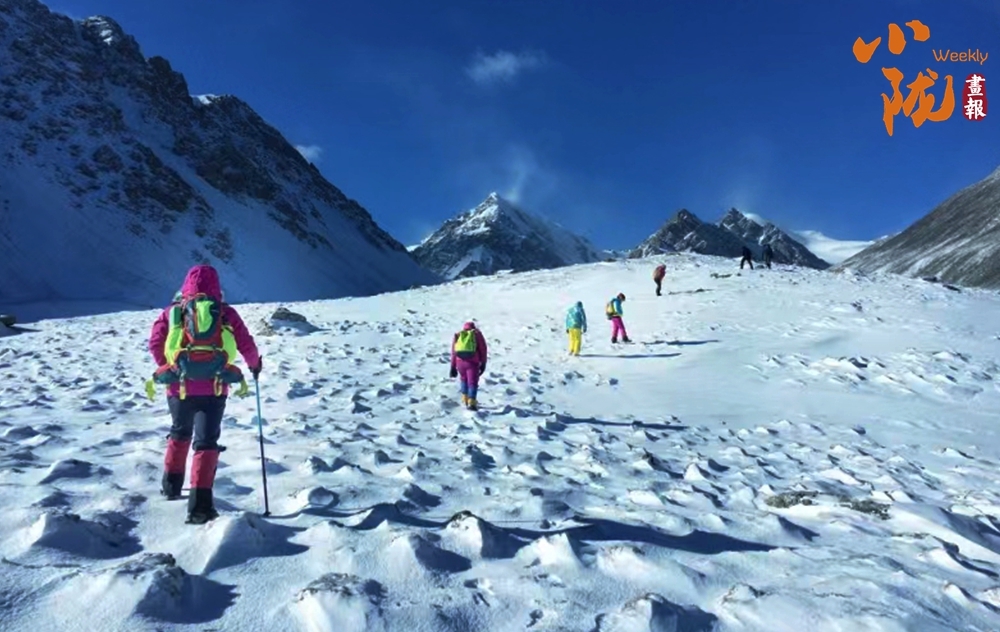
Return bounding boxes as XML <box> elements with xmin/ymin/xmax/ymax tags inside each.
<box><xmin>449</xmin><ymin>365</ymin><xmax>457</xmax><ymax>378</ymax></box>
<box><xmin>250</xmin><ymin>356</ymin><xmax>263</xmax><ymax>380</ymax></box>
<box><xmin>478</xmin><ymin>363</ymin><xmax>486</xmax><ymax>376</ymax></box>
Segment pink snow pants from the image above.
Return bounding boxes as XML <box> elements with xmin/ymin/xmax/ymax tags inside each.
<box><xmin>610</xmin><ymin>316</ymin><xmax>627</xmax><ymax>340</ymax></box>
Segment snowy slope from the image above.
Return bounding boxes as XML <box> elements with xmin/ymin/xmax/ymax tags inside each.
<box><xmin>411</xmin><ymin>193</ymin><xmax>603</xmax><ymax>280</ymax></box>
<box><xmin>0</xmin><ymin>0</ymin><xmax>436</xmax><ymax>321</ymax></box>
<box><xmin>839</xmin><ymin>165</ymin><xmax>1000</xmax><ymax>288</ymax></box>
<box><xmin>791</xmin><ymin>230</ymin><xmax>875</xmax><ymax>265</ymax></box>
<box><xmin>2</xmin><ymin>256</ymin><xmax>1000</xmax><ymax>630</ymax></box>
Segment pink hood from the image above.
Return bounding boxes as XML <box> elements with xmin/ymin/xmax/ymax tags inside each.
<box><xmin>149</xmin><ymin>264</ymin><xmax>260</xmax><ymax>398</ymax></box>
<box><xmin>180</xmin><ymin>265</ymin><xmax>223</xmax><ymax>300</ymax></box>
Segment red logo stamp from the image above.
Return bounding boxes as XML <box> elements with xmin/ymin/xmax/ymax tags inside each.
<box><xmin>963</xmin><ymin>73</ymin><xmax>987</xmax><ymax>120</ymax></box>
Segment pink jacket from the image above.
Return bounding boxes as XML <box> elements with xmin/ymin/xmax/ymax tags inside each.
<box><xmin>451</xmin><ymin>322</ymin><xmax>488</xmax><ymax>366</ymax></box>
<box><xmin>149</xmin><ymin>265</ymin><xmax>260</xmax><ymax>397</ymax></box>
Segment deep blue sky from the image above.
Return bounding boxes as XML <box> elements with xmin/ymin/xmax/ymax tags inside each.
<box><xmin>52</xmin><ymin>0</ymin><xmax>999</xmax><ymax>249</ymax></box>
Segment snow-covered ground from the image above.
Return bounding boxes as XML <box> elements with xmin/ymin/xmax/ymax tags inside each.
<box><xmin>2</xmin><ymin>254</ymin><xmax>1000</xmax><ymax>631</ymax></box>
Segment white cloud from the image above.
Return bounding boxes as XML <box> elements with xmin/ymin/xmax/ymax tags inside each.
<box><xmin>295</xmin><ymin>144</ymin><xmax>323</xmax><ymax>163</ymax></box>
<box><xmin>792</xmin><ymin>230</ymin><xmax>875</xmax><ymax>265</ymax></box>
<box><xmin>466</xmin><ymin>49</ymin><xmax>548</xmax><ymax>86</ymax></box>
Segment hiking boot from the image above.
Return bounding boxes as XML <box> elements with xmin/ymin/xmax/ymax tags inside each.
<box><xmin>185</xmin><ymin>506</ymin><xmax>220</xmax><ymax>524</ymax></box>
<box><xmin>186</xmin><ymin>487</ymin><xmax>219</xmax><ymax>524</ymax></box>
<box><xmin>468</xmin><ymin>398</ymin><xmax>478</xmax><ymax>411</ymax></box>
<box><xmin>622</xmin><ymin>337</ymin><xmax>632</xmax><ymax>343</ymax></box>
<box><xmin>160</xmin><ymin>472</ymin><xmax>184</xmax><ymax>500</ymax></box>
<box><xmin>461</xmin><ymin>395</ymin><xmax>470</xmax><ymax>407</ymax></box>
<box><xmin>611</xmin><ymin>338</ymin><xmax>618</xmax><ymax>344</ymax></box>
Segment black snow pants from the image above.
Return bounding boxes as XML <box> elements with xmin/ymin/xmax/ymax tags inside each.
<box><xmin>167</xmin><ymin>395</ymin><xmax>226</xmax><ymax>451</ymax></box>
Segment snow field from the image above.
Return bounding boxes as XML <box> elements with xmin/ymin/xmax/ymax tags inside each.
<box><xmin>1</xmin><ymin>254</ymin><xmax>1000</xmax><ymax>630</ymax></box>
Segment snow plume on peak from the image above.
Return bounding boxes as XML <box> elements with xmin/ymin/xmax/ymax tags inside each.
<box><xmin>411</xmin><ymin>193</ymin><xmax>602</xmax><ymax>280</ymax></box>
<box><xmin>295</xmin><ymin>144</ymin><xmax>323</xmax><ymax>163</ymax></box>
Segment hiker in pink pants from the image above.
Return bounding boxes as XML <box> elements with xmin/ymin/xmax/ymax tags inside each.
<box><xmin>449</xmin><ymin>321</ymin><xmax>488</xmax><ymax>410</ymax></box>
<box><xmin>605</xmin><ymin>293</ymin><xmax>631</xmax><ymax>344</ymax></box>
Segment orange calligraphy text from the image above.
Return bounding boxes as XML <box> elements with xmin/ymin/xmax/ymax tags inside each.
<box><xmin>853</xmin><ymin>20</ymin><xmax>930</xmax><ymax>63</ymax></box>
<box><xmin>880</xmin><ymin>67</ymin><xmax>955</xmax><ymax>136</ymax></box>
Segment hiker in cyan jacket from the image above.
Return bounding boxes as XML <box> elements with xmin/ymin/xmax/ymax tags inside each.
<box><xmin>449</xmin><ymin>321</ymin><xmax>488</xmax><ymax>411</ymax></box>
<box><xmin>566</xmin><ymin>301</ymin><xmax>587</xmax><ymax>356</ymax></box>
<box><xmin>606</xmin><ymin>293</ymin><xmax>631</xmax><ymax>344</ymax></box>
<box><xmin>148</xmin><ymin>264</ymin><xmax>261</xmax><ymax>524</ymax></box>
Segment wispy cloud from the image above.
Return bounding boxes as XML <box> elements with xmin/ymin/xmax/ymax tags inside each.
<box><xmin>466</xmin><ymin>49</ymin><xmax>548</xmax><ymax>87</ymax></box>
<box><xmin>295</xmin><ymin>144</ymin><xmax>323</xmax><ymax>163</ymax></box>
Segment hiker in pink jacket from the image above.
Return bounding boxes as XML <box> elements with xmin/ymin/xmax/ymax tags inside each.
<box><xmin>449</xmin><ymin>321</ymin><xmax>488</xmax><ymax>411</ymax></box>
<box><xmin>148</xmin><ymin>264</ymin><xmax>261</xmax><ymax>524</ymax></box>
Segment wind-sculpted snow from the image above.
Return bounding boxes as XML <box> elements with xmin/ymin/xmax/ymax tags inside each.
<box><xmin>1</xmin><ymin>255</ymin><xmax>1000</xmax><ymax>630</ymax></box>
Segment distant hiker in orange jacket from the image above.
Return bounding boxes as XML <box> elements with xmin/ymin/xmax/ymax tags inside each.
<box><xmin>653</xmin><ymin>264</ymin><xmax>666</xmax><ymax>296</ymax></box>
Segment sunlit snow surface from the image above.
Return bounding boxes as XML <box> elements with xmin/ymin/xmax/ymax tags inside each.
<box><xmin>1</xmin><ymin>254</ymin><xmax>999</xmax><ymax>631</ymax></box>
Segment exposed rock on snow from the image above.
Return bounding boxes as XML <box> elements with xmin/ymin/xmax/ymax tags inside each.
<box><xmin>258</xmin><ymin>307</ymin><xmax>319</xmax><ymax>336</ymax></box>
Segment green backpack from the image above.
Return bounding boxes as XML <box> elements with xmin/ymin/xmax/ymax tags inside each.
<box><xmin>455</xmin><ymin>329</ymin><xmax>477</xmax><ymax>356</ymax></box>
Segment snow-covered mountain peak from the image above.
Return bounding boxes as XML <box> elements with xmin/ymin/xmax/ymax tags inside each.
<box><xmin>80</xmin><ymin>15</ymin><xmax>131</xmax><ymax>47</ymax></box>
<box><xmin>412</xmin><ymin>193</ymin><xmax>602</xmax><ymax>280</ymax></box>
<box><xmin>0</xmin><ymin>0</ymin><xmax>436</xmax><ymax>319</ymax></box>
<box><xmin>632</xmin><ymin>207</ymin><xmax>830</xmax><ymax>269</ymax></box>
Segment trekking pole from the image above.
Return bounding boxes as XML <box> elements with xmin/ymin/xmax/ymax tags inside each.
<box><xmin>253</xmin><ymin>375</ymin><xmax>271</xmax><ymax>517</ymax></box>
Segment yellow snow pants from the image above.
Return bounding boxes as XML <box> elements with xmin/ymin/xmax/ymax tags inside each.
<box><xmin>568</xmin><ymin>328</ymin><xmax>582</xmax><ymax>355</ymax></box>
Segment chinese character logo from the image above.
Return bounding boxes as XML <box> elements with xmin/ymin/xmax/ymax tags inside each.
<box><xmin>963</xmin><ymin>73</ymin><xmax>988</xmax><ymax>121</ymax></box>
<box><xmin>853</xmin><ymin>20</ymin><xmax>956</xmax><ymax>136</ymax></box>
